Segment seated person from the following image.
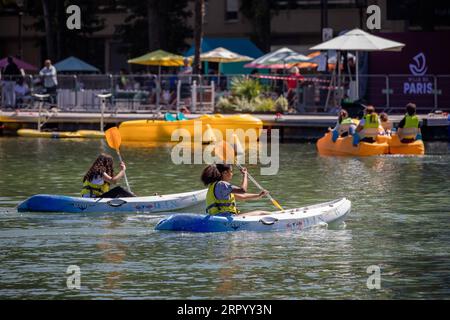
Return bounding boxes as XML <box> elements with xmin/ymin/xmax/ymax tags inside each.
<box><xmin>329</xmin><ymin>109</ymin><xmax>356</xmax><ymax>142</ymax></box>
<box><xmin>177</xmin><ymin>111</ymin><xmax>187</xmax><ymax>120</ymax></box>
<box><xmin>379</xmin><ymin>112</ymin><xmax>392</xmax><ymax>136</ymax></box>
<box><xmin>397</xmin><ymin>103</ymin><xmax>422</xmax><ymax>143</ymax></box>
<box><xmin>353</xmin><ymin>105</ymin><xmax>382</xmax><ymax>146</ymax></box>
<box><xmin>201</xmin><ymin>164</ymin><xmax>269</xmax><ymax>217</ymax></box>
<box><xmin>14</xmin><ymin>77</ymin><xmax>31</xmax><ymax>109</ymax></box>
<box><xmin>81</xmin><ymin>154</ymin><xmax>134</xmax><ymax>198</ymax></box>
<box><xmin>164</xmin><ymin>112</ymin><xmax>177</xmax><ymax>121</ymax></box>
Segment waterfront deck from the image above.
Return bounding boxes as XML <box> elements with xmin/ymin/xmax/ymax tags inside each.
<box><xmin>0</xmin><ymin>111</ymin><xmax>448</xmax><ymax>141</ymax></box>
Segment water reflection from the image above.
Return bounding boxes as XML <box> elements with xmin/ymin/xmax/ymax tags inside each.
<box><xmin>96</xmin><ymin>217</ymin><xmax>127</xmax><ymax>292</ymax></box>
<box><xmin>0</xmin><ymin>138</ymin><xmax>449</xmax><ymax>299</ymax></box>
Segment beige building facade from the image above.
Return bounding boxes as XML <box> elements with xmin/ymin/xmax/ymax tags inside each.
<box><xmin>0</xmin><ymin>0</ymin><xmax>446</xmax><ymax>72</ymax></box>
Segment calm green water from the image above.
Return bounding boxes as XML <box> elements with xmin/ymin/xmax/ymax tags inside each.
<box><xmin>0</xmin><ymin>137</ymin><xmax>449</xmax><ymax>299</ymax></box>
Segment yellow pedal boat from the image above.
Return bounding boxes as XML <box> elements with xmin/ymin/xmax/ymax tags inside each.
<box><xmin>317</xmin><ymin>132</ymin><xmax>425</xmax><ymax>156</ymax></box>
<box><xmin>118</xmin><ymin>114</ymin><xmax>263</xmax><ymax>142</ymax></box>
<box><xmin>17</xmin><ymin>129</ymin><xmax>82</xmax><ymax>138</ymax></box>
<box><xmin>317</xmin><ymin>132</ymin><xmax>389</xmax><ymax>156</ymax></box>
<box><xmin>17</xmin><ymin>129</ymin><xmax>104</xmax><ymax>139</ymax></box>
<box><xmin>388</xmin><ymin>134</ymin><xmax>425</xmax><ymax>155</ymax></box>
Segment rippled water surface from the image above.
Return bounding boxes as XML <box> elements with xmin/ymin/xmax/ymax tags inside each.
<box><xmin>0</xmin><ymin>137</ymin><xmax>449</xmax><ymax>299</ymax></box>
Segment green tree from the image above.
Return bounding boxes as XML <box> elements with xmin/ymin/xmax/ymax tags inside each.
<box><xmin>26</xmin><ymin>0</ymin><xmax>105</xmax><ymax>62</ymax></box>
<box><xmin>240</xmin><ymin>0</ymin><xmax>299</xmax><ymax>52</ymax></box>
<box><xmin>193</xmin><ymin>0</ymin><xmax>204</xmax><ymax>75</ymax></box>
<box><xmin>114</xmin><ymin>0</ymin><xmax>192</xmax><ymax>58</ymax></box>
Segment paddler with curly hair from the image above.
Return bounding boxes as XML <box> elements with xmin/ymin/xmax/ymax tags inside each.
<box><xmin>81</xmin><ymin>153</ymin><xmax>134</xmax><ymax>198</ymax></box>
<box><xmin>201</xmin><ymin>164</ymin><xmax>270</xmax><ymax>217</ymax></box>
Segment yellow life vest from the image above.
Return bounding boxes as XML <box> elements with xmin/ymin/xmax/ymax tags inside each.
<box><xmin>81</xmin><ymin>179</ymin><xmax>110</xmax><ymax>198</ymax></box>
<box><xmin>404</xmin><ymin>114</ymin><xmax>419</xmax><ymax>128</ymax></box>
<box><xmin>205</xmin><ymin>181</ymin><xmax>238</xmax><ymax>215</ymax></box>
<box><xmin>338</xmin><ymin>117</ymin><xmax>354</xmax><ymax>135</ymax></box>
<box><xmin>363</xmin><ymin>113</ymin><xmax>379</xmax><ymax>129</ymax></box>
<box><xmin>398</xmin><ymin>114</ymin><xmax>420</xmax><ymax>140</ymax></box>
<box><xmin>340</xmin><ymin>117</ymin><xmax>353</xmax><ymax>125</ymax></box>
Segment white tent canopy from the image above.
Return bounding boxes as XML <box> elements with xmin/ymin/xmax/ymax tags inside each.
<box><xmin>197</xmin><ymin>47</ymin><xmax>253</xmax><ymax>63</ymax></box>
<box><xmin>310</xmin><ymin>28</ymin><xmax>405</xmax><ymax>52</ymax></box>
<box><xmin>310</xmin><ymin>28</ymin><xmax>405</xmax><ymax>100</ymax></box>
<box><xmin>245</xmin><ymin>47</ymin><xmax>308</xmax><ymax>69</ymax></box>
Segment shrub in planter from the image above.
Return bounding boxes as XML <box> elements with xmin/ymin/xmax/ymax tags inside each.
<box><xmin>230</xmin><ymin>76</ymin><xmax>262</xmax><ymax>101</ymax></box>
<box><xmin>255</xmin><ymin>98</ymin><xmax>276</xmax><ymax>112</ymax></box>
<box><xmin>275</xmin><ymin>96</ymin><xmax>289</xmax><ymax>113</ymax></box>
<box><xmin>216</xmin><ymin>97</ymin><xmax>238</xmax><ymax>113</ymax></box>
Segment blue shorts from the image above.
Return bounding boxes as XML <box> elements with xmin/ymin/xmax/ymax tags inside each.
<box><xmin>215</xmin><ymin>212</ymin><xmax>235</xmax><ymax>217</ymax></box>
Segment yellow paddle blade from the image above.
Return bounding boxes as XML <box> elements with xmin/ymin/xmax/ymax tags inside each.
<box><xmin>105</xmin><ymin>127</ymin><xmax>121</xmax><ymax>151</ymax></box>
<box><xmin>271</xmin><ymin>199</ymin><xmax>284</xmax><ymax>211</ymax></box>
<box><xmin>213</xmin><ymin>140</ymin><xmax>235</xmax><ymax>164</ymax></box>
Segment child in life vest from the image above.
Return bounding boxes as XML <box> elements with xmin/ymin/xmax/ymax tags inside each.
<box><xmin>201</xmin><ymin>164</ymin><xmax>269</xmax><ymax>217</ymax></box>
<box><xmin>81</xmin><ymin>153</ymin><xmax>134</xmax><ymax>198</ymax></box>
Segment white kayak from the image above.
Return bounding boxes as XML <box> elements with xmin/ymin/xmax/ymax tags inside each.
<box><xmin>155</xmin><ymin>198</ymin><xmax>351</xmax><ymax>232</ymax></box>
<box><xmin>17</xmin><ymin>189</ymin><xmax>207</xmax><ymax>213</ymax></box>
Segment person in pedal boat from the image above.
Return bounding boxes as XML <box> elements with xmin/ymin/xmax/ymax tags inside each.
<box><xmin>329</xmin><ymin>109</ymin><xmax>356</xmax><ymax>142</ymax></box>
<box><xmin>201</xmin><ymin>164</ymin><xmax>270</xmax><ymax>217</ymax></box>
<box><xmin>353</xmin><ymin>105</ymin><xmax>383</xmax><ymax>146</ymax></box>
<box><xmin>379</xmin><ymin>112</ymin><xmax>392</xmax><ymax>136</ymax></box>
<box><xmin>397</xmin><ymin>103</ymin><xmax>422</xmax><ymax>143</ymax></box>
<box><xmin>81</xmin><ymin>153</ymin><xmax>134</xmax><ymax>198</ymax></box>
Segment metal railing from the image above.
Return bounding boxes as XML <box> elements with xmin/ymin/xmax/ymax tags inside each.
<box><xmin>1</xmin><ymin>73</ymin><xmax>449</xmax><ymax>114</ymax></box>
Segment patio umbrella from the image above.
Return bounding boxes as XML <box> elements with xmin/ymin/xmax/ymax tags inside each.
<box><xmin>244</xmin><ymin>47</ymin><xmax>305</xmax><ymax>70</ymax></box>
<box><xmin>310</xmin><ymin>28</ymin><xmax>405</xmax><ymax>99</ymax></box>
<box><xmin>0</xmin><ymin>56</ymin><xmax>38</xmax><ymax>72</ymax></box>
<box><xmin>192</xmin><ymin>47</ymin><xmax>253</xmax><ymax>82</ymax></box>
<box><xmin>54</xmin><ymin>56</ymin><xmax>100</xmax><ymax>73</ymax></box>
<box><xmin>128</xmin><ymin>49</ymin><xmax>190</xmax><ymax>75</ymax></box>
<box><xmin>198</xmin><ymin>47</ymin><xmax>253</xmax><ymax>63</ymax></box>
<box><xmin>292</xmin><ymin>51</ymin><xmax>355</xmax><ymax>70</ymax></box>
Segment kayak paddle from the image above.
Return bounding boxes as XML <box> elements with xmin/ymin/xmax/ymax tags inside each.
<box><xmin>105</xmin><ymin>127</ymin><xmax>131</xmax><ymax>193</ymax></box>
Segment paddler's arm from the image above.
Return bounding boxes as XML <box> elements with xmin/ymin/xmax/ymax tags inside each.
<box><xmin>228</xmin><ymin>167</ymin><xmax>248</xmax><ymax>194</ymax></box>
<box><xmin>239</xmin><ymin>167</ymin><xmax>248</xmax><ymax>192</ymax></box>
<box><xmin>235</xmin><ymin>190</ymin><xmax>269</xmax><ymax>201</ymax></box>
<box><xmin>103</xmin><ymin>162</ymin><xmax>126</xmax><ymax>184</ymax></box>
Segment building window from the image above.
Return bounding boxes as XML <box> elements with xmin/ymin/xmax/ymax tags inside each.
<box><xmin>225</xmin><ymin>0</ymin><xmax>239</xmax><ymax>22</ymax></box>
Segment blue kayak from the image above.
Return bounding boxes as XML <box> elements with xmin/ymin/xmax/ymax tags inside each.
<box><xmin>17</xmin><ymin>189</ymin><xmax>207</xmax><ymax>213</ymax></box>
<box><xmin>155</xmin><ymin>198</ymin><xmax>350</xmax><ymax>232</ymax></box>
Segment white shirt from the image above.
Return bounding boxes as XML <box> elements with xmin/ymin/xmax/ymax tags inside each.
<box><xmin>39</xmin><ymin>65</ymin><xmax>58</xmax><ymax>88</ymax></box>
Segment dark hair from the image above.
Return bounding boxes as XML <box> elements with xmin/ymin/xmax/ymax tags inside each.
<box><xmin>7</xmin><ymin>56</ymin><xmax>13</xmax><ymax>63</ymax></box>
<box><xmin>406</xmin><ymin>103</ymin><xmax>416</xmax><ymax>116</ymax></box>
<box><xmin>83</xmin><ymin>153</ymin><xmax>114</xmax><ymax>183</ymax></box>
<box><xmin>365</xmin><ymin>105</ymin><xmax>375</xmax><ymax>114</ymax></box>
<box><xmin>379</xmin><ymin>112</ymin><xmax>389</xmax><ymax>122</ymax></box>
<box><xmin>338</xmin><ymin>109</ymin><xmax>349</xmax><ymax>123</ymax></box>
<box><xmin>201</xmin><ymin>164</ymin><xmax>232</xmax><ymax>186</ymax></box>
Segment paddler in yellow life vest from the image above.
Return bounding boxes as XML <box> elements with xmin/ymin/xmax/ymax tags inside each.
<box><xmin>81</xmin><ymin>153</ymin><xmax>134</xmax><ymax>198</ymax></box>
<box><xmin>201</xmin><ymin>164</ymin><xmax>270</xmax><ymax>217</ymax></box>
<box><xmin>397</xmin><ymin>103</ymin><xmax>422</xmax><ymax>143</ymax></box>
<box><xmin>330</xmin><ymin>109</ymin><xmax>357</xmax><ymax>142</ymax></box>
<box><xmin>353</xmin><ymin>105</ymin><xmax>382</xmax><ymax>146</ymax></box>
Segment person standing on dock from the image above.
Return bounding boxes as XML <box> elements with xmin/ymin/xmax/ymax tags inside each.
<box><xmin>1</xmin><ymin>56</ymin><xmax>21</xmax><ymax>109</ymax></box>
<box><xmin>178</xmin><ymin>58</ymin><xmax>193</xmax><ymax>111</ymax></box>
<box><xmin>39</xmin><ymin>59</ymin><xmax>58</xmax><ymax>106</ymax></box>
